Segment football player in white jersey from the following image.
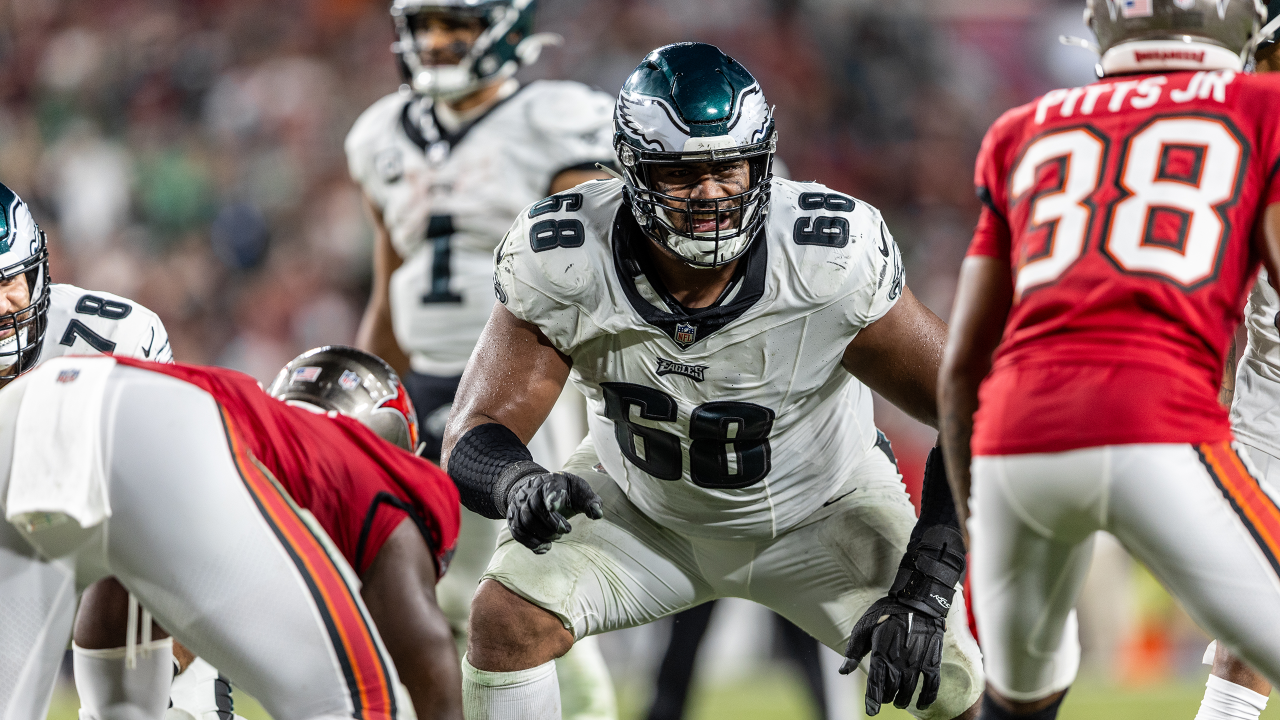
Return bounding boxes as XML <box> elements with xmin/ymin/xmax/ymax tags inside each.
<box><xmin>345</xmin><ymin>1</ymin><xmax>617</xmax><ymax>717</ymax></box>
<box><xmin>0</xmin><ymin>184</ymin><xmax>186</xmax><ymax>717</ymax></box>
<box><xmin>442</xmin><ymin>43</ymin><xmax>984</xmax><ymax>720</ymax></box>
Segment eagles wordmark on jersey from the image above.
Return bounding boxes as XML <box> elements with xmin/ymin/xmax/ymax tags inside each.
<box><xmin>345</xmin><ymin>80</ymin><xmax>615</xmax><ymax>376</ymax></box>
<box><xmin>495</xmin><ymin>176</ymin><xmax>904</xmax><ymax>538</ymax></box>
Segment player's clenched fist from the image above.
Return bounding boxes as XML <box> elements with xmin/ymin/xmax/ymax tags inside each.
<box><xmin>505</xmin><ymin>470</ymin><xmax>604</xmax><ymax>554</ymax></box>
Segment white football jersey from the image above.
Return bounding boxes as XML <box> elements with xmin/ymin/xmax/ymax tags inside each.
<box><xmin>345</xmin><ymin>81</ymin><xmax>616</xmax><ymax>376</ymax></box>
<box><xmin>1232</xmin><ymin>269</ymin><xmax>1280</xmax><ymax>458</ymax></box>
<box><xmin>37</xmin><ymin>284</ymin><xmax>172</xmax><ymax>365</ymax></box>
<box><xmin>495</xmin><ymin>177</ymin><xmax>905</xmax><ymax>539</ymax></box>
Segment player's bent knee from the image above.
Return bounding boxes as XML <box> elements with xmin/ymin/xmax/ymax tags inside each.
<box><xmin>468</xmin><ymin>579</ymin><xmax>573</xmax><ymax>671</ymax></box>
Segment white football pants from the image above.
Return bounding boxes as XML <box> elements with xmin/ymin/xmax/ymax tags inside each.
<box><xmin>970</xmin><ymin>442</ymin><xmax>1280</xmax><ymax>702</ymax></box>
<box><xmin>0</xmin><ymin>364</ymin><xmax>402</xmax><ymax>720</ymax></box>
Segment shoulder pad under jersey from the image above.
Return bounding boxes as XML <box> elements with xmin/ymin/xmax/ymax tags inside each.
<box><xmin>345</xmin><ymin>90</ymin><xmax>414</xmax><ymax>187</ymax></box>
<box><xmin>42</xmin><ymin>284</ymin><xmax>173</xmax><ymax>364</ymax></box>
<box><xmin>493</xmin><ymin>178</ymin><xmax>625</xmax><ymax>354</ymax></box>
<box><xmin>766</xmin><ymin>178</ymin><xmax>904</xmax><ymax>328</ymax></box>
<box><xmin>522</xmin><ymin>80</ymin><xmax>616</xmax><ymax>136</ymax></box>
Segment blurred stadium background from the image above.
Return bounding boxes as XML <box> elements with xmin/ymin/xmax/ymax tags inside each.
<box><xmin>2</xmin><ymin>0</ymin><xmax>1272</xmax><ymax>716</ymax></box>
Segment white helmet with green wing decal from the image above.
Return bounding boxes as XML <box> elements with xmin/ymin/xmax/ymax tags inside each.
<box><xmin>0</xmin><ymin>184</ymin><xmax>50</xmax><ymax>379</ymax></box>
<box><xmin>613</xmin><ymin>43</ymin><xmax>777</xmax><ymax>269</ymax></box>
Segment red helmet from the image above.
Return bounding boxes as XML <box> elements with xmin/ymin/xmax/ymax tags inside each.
<box><xmin>267</xmin><ymin>346</ymin><xmax>420</xmax><ymax>453</ymax></box>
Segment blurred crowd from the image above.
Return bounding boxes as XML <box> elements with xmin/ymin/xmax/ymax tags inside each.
<box><xmin>7</xmin><ymin>0</ymin><xmax>1211</xmax><ymax>699</ymax></box>
<box><xmin>0</xmin><ymin>0</ymin><xmax>1095</xmax><ymax>381</ymax></box>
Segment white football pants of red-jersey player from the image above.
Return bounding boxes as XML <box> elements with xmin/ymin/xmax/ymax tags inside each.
<box><xmin>970</xmin><ymin>443</ymin><xmax>1280</xmax><ymax>701</ymax></box>
<box><xmin>0</xmin><ymin>361</ymin><xmax>403</xmax><ymax>720</ymax></box>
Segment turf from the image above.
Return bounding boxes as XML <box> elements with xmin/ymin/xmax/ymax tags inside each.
<box><xmin>45</xmin><ymin>672</ymin><xmax>1280</xmax><ymax>719</ymax></box>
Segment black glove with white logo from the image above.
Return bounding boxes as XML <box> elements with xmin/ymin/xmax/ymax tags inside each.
<box><xmin>502</xmin><ymin>463</ymin><xmax>604</xmax><ymax>554</ymax></box>
<box><xmin>842</xmin><ymin>524</ymin><xmax>966</xmax><ymax>715</ymax></box>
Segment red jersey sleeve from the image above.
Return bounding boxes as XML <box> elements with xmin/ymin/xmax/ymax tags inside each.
<box><xmin>968</xmin><ymin>117</ymin><xmax>1014</xmax><ymax>261</ymax></box>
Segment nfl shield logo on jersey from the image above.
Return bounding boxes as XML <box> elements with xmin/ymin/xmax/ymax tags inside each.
<box><xmin>674</xmin><ymin>322</ymin><xmax>697</xmax><ymax>347</ymax></box>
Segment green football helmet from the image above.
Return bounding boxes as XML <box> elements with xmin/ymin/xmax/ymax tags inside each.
<box><xmin>613</xmin><ymin>43</ymin><xmax>777</xmax><ymax>269</ymax></box>
<box><xmin>1084</xmin><ymin>0</ymin><xmax>1268</xmax><ymax>74</ymax></box>
<box><xmin>390</xmin><ymin>0</ymin><xmax>558</xmax><ymax>99</ymax></box>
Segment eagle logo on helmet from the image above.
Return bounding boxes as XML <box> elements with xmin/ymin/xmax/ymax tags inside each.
<box><xmin>616</xmin><ymin>92</ymin><xmax>690</xmax><ymax>152</ymax></box>
<box><xmin>737</xmin><ymin>86</ymin><xmax>772</xmax><ymax>145</ymax></box>
<box><xmin>0</xmin><ymin>186</ymin><xmax>14</xmax><ymax>255</ymax></box>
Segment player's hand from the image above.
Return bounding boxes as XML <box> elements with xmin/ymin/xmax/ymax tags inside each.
<box><xmin>506</xmin><ymin>471</ymin><xmax>603</xmax><ymax>554</ymax></box>
<box><xmin>842</xmin><ymin>597</ymin><xmax>946</xmax><ymax>715</ymax></box>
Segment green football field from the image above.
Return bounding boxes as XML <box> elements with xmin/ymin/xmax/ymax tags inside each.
<box><xmin>44</xmin><ymin>672</ymin><xmax>1280</xmax><ymax>720</ymax></box>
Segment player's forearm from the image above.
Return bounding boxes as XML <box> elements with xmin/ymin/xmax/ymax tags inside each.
<box><xmin>362</xmin><ymin>522</ymin><xmax>464</xmax><ymax>720</ymax></box>
<box><xmin>358</xmin><ymin>195</ymin><xmax>410</xmax><ymax>376</ymax></box>
<box><xmin>397</xmin><ymin>640</ymin><xmax>465</xmax><ymax>720</ymax></box>
<box><xmin>1260</xmin><ymin>204</ymin><xmax>1280</xmax><ymax>296</ymax></box>
<box><xmin>937</xmin><ymin>371</ymin><xmax>981</xmax><ymax>546</ymax></box>
<box><xmin>937</xmin><ymin>256</ymin><xmax>1012</xmax><ymax>545</ymax></box>
<box><xmin>1220</xmin><ymin>336</ymin><xmax>1238</xmax><ymax>407</ymax></box>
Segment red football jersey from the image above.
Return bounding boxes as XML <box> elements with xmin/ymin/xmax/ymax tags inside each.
<box><xmin>968</xmin><ymin>70</ymin><xmax>1280</xmax><ymax>456</ymax></box>
<box><xmin>113</xmin><ymin>357</ymin><xmax>460</xmax><ymax>575</ymax></box>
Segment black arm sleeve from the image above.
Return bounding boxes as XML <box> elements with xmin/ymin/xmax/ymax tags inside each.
<box><xmin>889</xmin><ymin>444</ymin><xmax>966</xmax><ymax>618</ymax></box>
<box><xmin>909</xmin><ymin>445</ymin><xmax>961</xmax><ymax>545</ymax></box>
<box><xmin>446</xmin><ymin>423</ymin><xmax>546</xmax><ymax>519</ymax></box>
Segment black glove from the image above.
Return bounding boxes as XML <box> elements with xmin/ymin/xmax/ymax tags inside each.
<box><xmin>841</xmin><ymin>524</ymin><xmax>966</xmax><ymax>715</ymax></box>
<box><xmin>505</xmin><ymin>469</ymin><xmax>603</xmax><ymax>554</ymax></box>
<box><xmin>843</xmin><ymin>597</ymin><xmax>946</xmax><ymax>715</ymax></box>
